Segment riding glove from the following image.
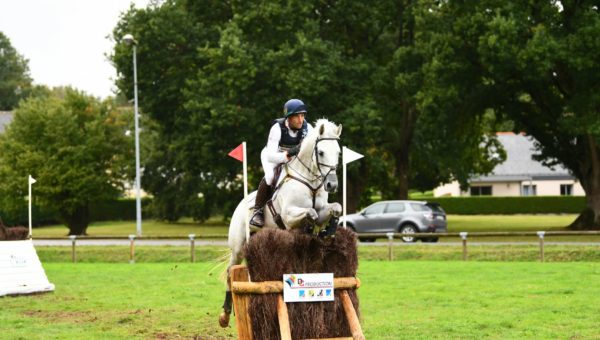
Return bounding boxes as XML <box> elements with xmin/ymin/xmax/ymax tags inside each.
<box><xmin>287</xmin><ymin>145</ymin><xmax>300</xmax><ymax>157</ymax></box>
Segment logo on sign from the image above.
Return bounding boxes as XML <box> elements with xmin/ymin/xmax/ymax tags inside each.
<box><xmin>10</xmin><ymin>254</ymin><xmax>27</xmax><ymax>267</ymax></box>
<box><xmin>283</xmin><ymin>273</ymin><xmax>334</xmax><ymax>303</ymax></box>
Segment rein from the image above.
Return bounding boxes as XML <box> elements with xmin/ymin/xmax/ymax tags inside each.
<box><xmin>285</xmin><ymin>136</ymin><xmax>339</xmax><ymax>208</ymax></box>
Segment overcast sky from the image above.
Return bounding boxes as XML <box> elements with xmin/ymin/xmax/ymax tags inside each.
<box><xmin>0</xmin><ymin>0</ymin><xmax>150</xmax><ymax>98</ymax></box>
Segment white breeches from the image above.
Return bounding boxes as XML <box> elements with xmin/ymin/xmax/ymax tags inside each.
<box><xmin>261</xmin><ymin>147</ymin><xmax>278</xmax><ymax>185</ymax></box>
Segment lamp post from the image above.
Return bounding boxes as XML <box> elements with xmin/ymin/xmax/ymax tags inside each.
<box><xmin>123</xmin><ymin>33</ymin><xmax>142</xmax><ymax>237</ymax></box>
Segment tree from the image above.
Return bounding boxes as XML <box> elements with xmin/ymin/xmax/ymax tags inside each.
<box><xmin>431</xmin><ymin>1</ymin><xmax>600</xmax><ymax>229</ymax></box>
<box><xmin>0</xmin><ymin>31</ymin><xmax>32</xmax><ymax>110</ymax></box>
<box><xmin>111</xmin><ymin>0</ymin><xmax>502</xmax><ymax>218</ymax></box>
<box><xmin>0</xmin><ymin>88</ymin><xmax>133</xmax><ymax>235</ymax></box>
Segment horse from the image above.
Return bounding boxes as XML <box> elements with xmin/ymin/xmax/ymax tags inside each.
<box><xmin>218</xmin><ymin>118</ymin><xmax>343</xmax><ymax>327</ymax></box>
<box><xmin>0</xmin><ymin>222</ymin><xmax>29</xmax><ymax>241</ymax></box>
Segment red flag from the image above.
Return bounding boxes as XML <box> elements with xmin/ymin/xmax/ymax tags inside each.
<box><xmin>228</xmin><ymin>143</ymin><xmax>244</xmax><ymax>162</ymax></box>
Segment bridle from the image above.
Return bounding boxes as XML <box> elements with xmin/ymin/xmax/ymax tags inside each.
<box><xmin>285</xmin><ymin>136</ymin><xmax>340</xmax><ymax>207</ymax></box>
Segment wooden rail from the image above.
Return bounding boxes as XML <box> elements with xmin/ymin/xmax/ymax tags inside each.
<box><xmin>358</xmin><ymin>230</ymin><xmax>600</xmax><ymax>239</ymax></box>
<box><xmin>232</xmin><ymin>277</ymin><xmax>360</xmax><ymax>294</ymax></box>
<box><xmin>230</xmin><ymin>265</ymin><xmax>364</xmax><ymax>340</ymax></box>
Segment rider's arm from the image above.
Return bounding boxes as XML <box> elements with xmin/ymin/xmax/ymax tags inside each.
<box><xmin>265</xmin><ymin>123</ymin><xmax>288</xmax><ymax>164</ymax></box>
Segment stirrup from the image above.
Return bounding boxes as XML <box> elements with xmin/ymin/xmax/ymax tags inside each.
<box><xmin>249</xmin><ymin>208</ymin><xmax>264</xmax><ymax>227</ymax></box>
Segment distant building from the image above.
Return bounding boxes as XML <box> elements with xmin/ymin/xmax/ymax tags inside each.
<box><xmin>0</xmin><ymin>111</ymin><xmax>14</xmax><ymax>133</ymax></box>
<box><xmin>434</xmin><ymin>132</ymin><xmax>584</xmax><ymax>197</ymax></box>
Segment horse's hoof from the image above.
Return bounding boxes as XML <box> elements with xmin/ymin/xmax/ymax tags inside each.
<box><xmin>219</xmin><ymin>312</ymin><xmax>230</xmax><ymax>328</ymax></box>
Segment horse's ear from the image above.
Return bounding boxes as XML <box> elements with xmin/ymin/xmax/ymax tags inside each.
<box><xmin>319</xmin><ymin>123</ymin><xmax>325</xmax><ymax>136</ymax></box>
<box><xmin>336</xmin><ymin>124</ymin><xmax>342</xmax><ymax>137</ymax></box>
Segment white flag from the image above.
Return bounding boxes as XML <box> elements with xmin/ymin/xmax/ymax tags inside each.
<box><xmin>29</xmin><ymin>175</ymin><xmax>36</xmax><ymax>184</ymax></box>
<box><xmin>343</xmin><ymin>147</ymin><xmax>364</xmax><ymax>165</ymax></box>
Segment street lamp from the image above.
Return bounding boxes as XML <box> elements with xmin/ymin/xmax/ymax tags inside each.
<box><xmin>123</xmin><ymin>33</ymin><xmax>142</xmax><ymax>237</ymax></box>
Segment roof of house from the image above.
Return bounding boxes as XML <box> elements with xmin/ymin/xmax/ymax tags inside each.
<box><xmin>470</xmin><ymin>133</ymin><xmax>573</xmax><ymax>183</ymax></box>
<box><xmin>0</xmin><ymin>111</ymin><xmax>14</xmax><ymax>133</ymax></box>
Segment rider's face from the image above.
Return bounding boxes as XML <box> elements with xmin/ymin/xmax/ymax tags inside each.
<box><xmin>288</xmin><ymin>112</ymin><xmax>305</xmax><ymax>130</ymax></box>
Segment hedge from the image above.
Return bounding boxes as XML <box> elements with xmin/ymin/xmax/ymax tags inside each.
<box><xmin>430</xmin><ymin>196</ymin><xmax>586</xmax><ymax>215</ymax></box>
<box><xmin>0</xmin><ymin>198</ymin><xmax>153</xmax><ymax>226</ymax></box>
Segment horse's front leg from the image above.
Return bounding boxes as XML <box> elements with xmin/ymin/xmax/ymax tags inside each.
<box><xmin>316</xmin><ymin>202</ymin><xmax>342</xmax><ymax>238</ymax></box>
<box><xmin>219</xmin><ymin>247</ymin><xmax>243</xmax><ymax>328</ymax></box>
<box><xmin>282</xmin><ymin>206</ymin><xmax>319</xmax><ymax>232</ymax></box>
<box><xmin>316</xmin><ymin>202</ymin><xmax>343</xmax><ymax>223</ymax></box>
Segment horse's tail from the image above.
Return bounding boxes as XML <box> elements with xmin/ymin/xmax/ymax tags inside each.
<box><xmin>218</xmin><ymin>191</ymin><xmax>256</xmax><ymax>283</ymax></box>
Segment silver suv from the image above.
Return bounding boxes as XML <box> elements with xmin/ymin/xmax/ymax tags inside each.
<box><xmin>340</xmin><ymin>200</ymin><xmax>448</xmax><ymax>243</ymax></box>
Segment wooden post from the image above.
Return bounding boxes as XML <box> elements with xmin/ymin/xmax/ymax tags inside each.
<box><xmin>189</xmin><ymin>234</ymin><xmax>196</xmax><ymax>263</ymax></box>
<box><xmin>69</xmin><ymin>235</ymin><xmax>76</xmax><ymax>263</ymax></box>
<box><xmin>231</xmin><ymin>265</ymin><xmax>253</xmax><ymax>340</ymax></box>
<box><xmin>460</xmin><ymin>232</ymin><xmax>468</xmax><ymax>261</ymax></box>
<box><xmin>537</xmin><ymin>231</ymin><xmax>545</xmax><ymax>262</ymax></box>
<box><xmin>129</xmin><ymin>235</ymin><xmax>136</xmax><ymax>264</ymax></box>
<box><xmin>386</xmin><ymin>232</ymin><xmax>394</xmax><ymax>261</ymax></box>
<box><xmin>277</xmin><ymin>295</ymin><xmax>292</xmax><ymax>340</ymax></box>
<box><xmin>341</xmin><ymin>290</ymin><xmax>366</xmax><ymax>340</ymax></box>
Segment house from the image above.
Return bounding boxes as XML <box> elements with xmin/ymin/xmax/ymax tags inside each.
<box><xmin>0</xmin><ymin>111</ymin><xmax>14</xmax><ymax>133</ymax></box>
<box><xmin>434</xmin><ymin>132</ymin><xmax>584</xmax><ymax>197</ymax></box>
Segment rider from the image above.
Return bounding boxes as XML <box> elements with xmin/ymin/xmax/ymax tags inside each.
<box><xmin>249</xmin><ymin>99</ymin><xmax>314</xmax><ymax>228</ymax></box>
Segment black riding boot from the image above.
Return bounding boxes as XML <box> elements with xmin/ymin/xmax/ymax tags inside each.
<box><xmin>249</xmin><ymin>178</ymin><xmax>272</xmax><ymax>228</ymax></box>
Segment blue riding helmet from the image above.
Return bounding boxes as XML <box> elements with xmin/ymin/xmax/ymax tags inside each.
<box><xmin>283</xmin><ymin>99</ymin><xmax>307</xmax><ymax>118</ymax></box>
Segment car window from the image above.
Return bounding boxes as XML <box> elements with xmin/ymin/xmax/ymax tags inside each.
<box><xmin>410</xmin><ymin>203</ymin><xmax>427</xmax><ymax>212</ymax></box>
<box><xmin>364</xmin><ymin>203</ymin><xmax>385</xmax><ymax>215</ymax></box>
<box><xmin>426</xmin><ymin>203</ymin><xmax>445</xmax><ymax>214</ymax></box>
<box><xmin>385</xmin><ymin>202</ymin><xmax>405</xmax><ymax>213</ymax></box>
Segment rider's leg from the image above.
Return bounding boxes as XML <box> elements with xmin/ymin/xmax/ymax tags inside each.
<box><xmin>250</xmin><ymin>178</ymin><xmax>272</xmax><ymax>227</ymax></box>
<box><xmin>250</xmin><ymin>148</ymin><xmax>276</xmax><ymax>228</ymax></box>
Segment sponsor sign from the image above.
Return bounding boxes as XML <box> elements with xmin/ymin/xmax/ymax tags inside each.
<box><xmin>283</xmin><ymin>273</ymin><xmax>334</xmax><ymax>303</ymax></box>
<box><xmin>0</xmin><ymin>240</ymin><xmax>55</xmax><ymax>296</ymax></box>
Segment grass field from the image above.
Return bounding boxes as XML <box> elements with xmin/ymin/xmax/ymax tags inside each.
<box><xmin>34</xmin><ymin>244</ymin><xmax>600</xmax><ymax>263</ymax></box>
<box><xmin>2</xmin><ymin>261</ymin><xmax>599</xmax><ymax>339</ymax></box>
<box><xmin>29</xmin><ymin>213</ymin><xmax>600</xmax><ymax>244</ymax></box>
<box><xmin>32</xmin><ymin>214</ymin><xmax>578</xmax><ymax>236</ymax></box>
<box><xmin>31</xmin><ymin>217</ymin><xmax>229</xmax><ymax>237</ymax></box>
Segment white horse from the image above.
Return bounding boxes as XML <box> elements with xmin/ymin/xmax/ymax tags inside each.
<box><xmin>219</xmin><ymin>119</ymin><xmax>343</xmax><ymax>327</ymax></box>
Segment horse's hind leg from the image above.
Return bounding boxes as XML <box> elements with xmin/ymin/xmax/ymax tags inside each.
<box><xmin>219</xmin><ymin>249</ymin><xmax>243</xmax><ymax>328</ymax></box>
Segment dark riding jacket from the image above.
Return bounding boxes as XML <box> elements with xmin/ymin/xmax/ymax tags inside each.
<box><xmin>272</xmin><ymin>118</ymin><xmax>309</xmax><ymax>151</ymax></box>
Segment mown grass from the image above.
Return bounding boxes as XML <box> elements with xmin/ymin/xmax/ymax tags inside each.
<box><xmin>2</xmin><ymin>262</ymin><xmax>599</xmax><ymax>339</ymax></box>
<box><xmin>444</xmin><ymin>214</ymin><xmax>600</xmax><ymax>242</ymax></box>
<box><xmin>34</xmin><ymin>214</ymin><xmax>577</xmax><ymax>236</ymax></box>
<box><xmin>34</xmin><ymin>243</ymin><xmax>600</xmax><ymax>263</ymax></box>
<box><xmin>447</xmin><ymin>214</ymin><xmax>577</xmax><ymax>231</ymax></box>
<box><xmin>32</xmin><ymin>217</ymin><xmax>229</xmax><ymax>237</ymax></box>
<box><xmin>32</xmin><ymin>214</ymin><xmax>600</xmax><ymax>242</ymax></box>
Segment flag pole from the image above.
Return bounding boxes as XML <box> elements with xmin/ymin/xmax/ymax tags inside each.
<box><xmin>28</xmin><ymin>175</ymin><xmax>36</xmax><ymax>238</ymax></box>
<box><xmin>342</xmin><ymin>146</ymin><xmax>364</xmax><ymax>230</ymax></box>
<box><xmin>243</xmin><ymin>142</ymin><xmax>250</xmax><ymax>242</ymax></box>
<box><xmin>343</xmin><ymin>147</ymin><xmax>347</xmax><ymax>229</ymax></box>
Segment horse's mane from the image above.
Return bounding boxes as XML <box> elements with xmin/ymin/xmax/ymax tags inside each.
<box><xmin>303</xmin><ymin>118</ymin><xmax>339</xmax><ymax>145</ymax></box>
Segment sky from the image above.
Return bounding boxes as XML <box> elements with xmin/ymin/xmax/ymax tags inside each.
<box><xmin>0</xmin><ymin>0</ymin><xmax>150</xmax><ymax>99</ymax></box>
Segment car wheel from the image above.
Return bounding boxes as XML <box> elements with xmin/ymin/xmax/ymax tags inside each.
<box><xmin>399</xmin><ymin>224</ymin><xmax>417</xmax><ymax>243</ymax></box>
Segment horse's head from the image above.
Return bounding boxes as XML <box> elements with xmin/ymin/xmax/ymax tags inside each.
<box><xmin>312</xmin><ymin>119</ymin><xmax>342</xmax><ymax>193</ymax></box>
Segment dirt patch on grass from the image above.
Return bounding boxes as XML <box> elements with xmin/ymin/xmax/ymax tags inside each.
<box><xmin>153</xmin><ymin>334</ymin><xmax>232</xmax><ymax>340</ymax></box>
<box><xmin>23</xmin><ymin>309</ymin><xmax>98</xmax><ymax>323</ymax></box>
